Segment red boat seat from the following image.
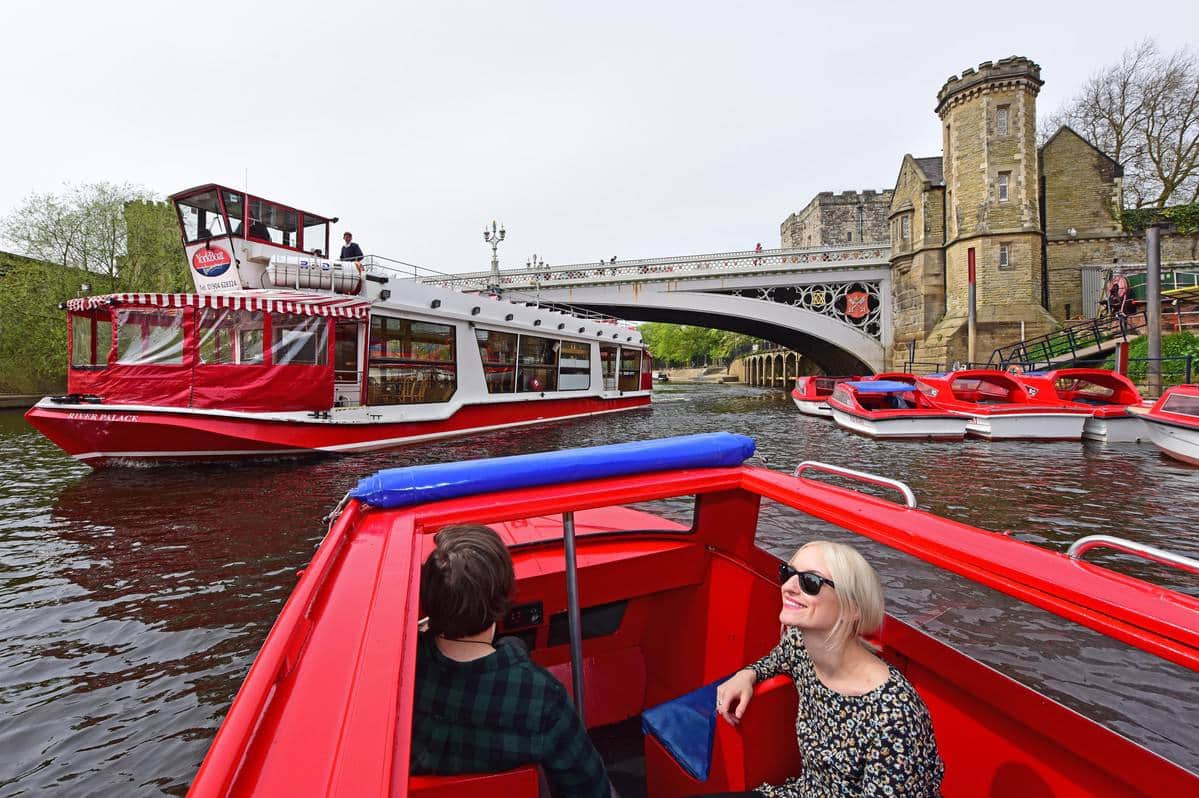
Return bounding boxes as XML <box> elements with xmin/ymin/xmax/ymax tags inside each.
<box><xmin>409</xmin><ymin>765</ymin><xmax>540</xmax><ymax>797</ymax></box>
<box><xmin>644</xmin><ymin>674</ymin><xmax>800</xmax><ymax>796</ymax></box>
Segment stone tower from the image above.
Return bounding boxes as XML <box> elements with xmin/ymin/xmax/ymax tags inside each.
<box><xmin>926</xmin><ymin>57</ymin><xmax>1058</xmax><ymax>363</ymax></box>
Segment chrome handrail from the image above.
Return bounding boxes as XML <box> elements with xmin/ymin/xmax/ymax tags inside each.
<box><xmin>1067</xmin><ymin>535</ymin><xmax>1199</xmax><ymax>576</ymax></box>
<box><xmin>794</xmin><ymin>461</ymin><xmax>917</xmax><ymax>509</ymax></box>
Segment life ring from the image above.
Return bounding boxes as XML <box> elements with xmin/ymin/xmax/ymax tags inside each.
<box><xmin>1105</xmin><ymin>275</ymin><xmax>1130</xmax><ymax>315</ymax></box>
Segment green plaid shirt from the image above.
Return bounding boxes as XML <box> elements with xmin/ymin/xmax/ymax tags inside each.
<box><xmin>410</xmin><ymin>633</ymin><xmax>609</xmax><ymax>798</ymax></box>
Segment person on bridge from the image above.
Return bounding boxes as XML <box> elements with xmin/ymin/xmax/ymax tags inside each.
<box><xmin>340</xmin><ymin>232</ymin><xmax>364</xmax><ymax>262</ymax></box>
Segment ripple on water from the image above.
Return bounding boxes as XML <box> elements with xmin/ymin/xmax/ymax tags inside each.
<box><xmin>1</xmin><ymin>388</ymin><xmax>1199</xmax><ymax>795</ymax></box>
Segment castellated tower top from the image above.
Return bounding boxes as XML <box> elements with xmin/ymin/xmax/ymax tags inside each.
<box><xmin>935</xmin><ymin>56</ymin><xmax>1043</xmax><ymax>116</ymax></box>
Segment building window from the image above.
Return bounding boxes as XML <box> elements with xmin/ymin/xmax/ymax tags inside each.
<box><xmin>846</xmin><ymin>232</ymin><xmax>853</xmax><ymax>242</ymax></box>
<box><xmin>999</xmin><ymin>243</ymin><xmax>1011</xmax><ymax>270</ymax></box>
<box><xmin>901</xmin><ymin>215</ymin><xmax>911</xmax><ymax>241</ymax></box>
<box><xmin>998</xmin><ymin>172</ymin><xmax>1010</xmax><ymax>202</ymax></box>
<box><xmin>996</xmin><ymin>105</ymin><xmax>1009</xmax><ymax>136</ymax></box>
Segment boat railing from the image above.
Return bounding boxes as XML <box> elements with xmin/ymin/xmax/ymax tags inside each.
<box><xmin>359</xmin><ymin>253</ymin><xmax>457</xmax><ymax>283</ymax></box>
<box><xmin>1068</xmin><ymin>535</ymin><xmax>1199</xmax><ymax>577</ymax></box>
<box><xmin>794</xmin><ymin>461</ymin><xmax>917</xmax><ymax>509</ymax></box>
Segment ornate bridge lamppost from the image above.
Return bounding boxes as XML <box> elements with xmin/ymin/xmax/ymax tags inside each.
<box><xmin>484</xmin><ymin>220</ymin><xmax>506</xmax><ymax>294</ymax></box>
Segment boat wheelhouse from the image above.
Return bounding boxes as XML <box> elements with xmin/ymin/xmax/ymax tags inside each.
<box><xmin>1140</xmin><ymin>384</ymin><xmax>1199</xmax><ymax>465</ymax></box>
<box><xmin>916</xmin><ymin>369</ymin><xmax>1091</xmax><ymax>441</ymax></box>
<box><xmin>25</xmin><ymin>184</ymin><xmax>652</xmax><ymax>467</ymax></box>
<box><xmin>790</xmin><ymin>375</ymin><xmax>851</xmax><ymax>417</ymax></box>
<box><xmin>1017</xmin><ymin>368</ymin><xmax>1149</xmax><ymax>443</ymax></box>
<box><xmin>827</xmin><ymin>380</ymin><xmax>968</xmax><ymax>440</ymax></box>
<box><xmin>186</xmin><ymin>434</ymin><xmax>1199</xmax><ymax>797</ymax></box>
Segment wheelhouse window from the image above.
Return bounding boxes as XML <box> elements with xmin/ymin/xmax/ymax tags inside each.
<box><xmin>271</xmin><ymin>315</ymin><xmax>329</xmax><ymax>365</ymax></box>
<box><xmin>248</xmin><ymin>198</ymin><xmax>299</xmax><ymax>247</ymax></box>
<box><xmin>116</xmin><ymin>309</ymin><xmax>185</xmax><ymax>365</ymax></box>
<box><xmin>558</xmin><ymin>341</ymin><xmax>591</xmax><ymax>390</ymax></box>
<box><xmin>518</xmin><ymin>335</ymin><xmax>558</xmax><ymax>392</ymax></box>
<box><xmin>1162</xmin><ymin>392</ymin><xmax>1199</xmax><ymax>417</ymax></box>
<box><xmin>176</xmin><ymin>189</ymin><xmax>231</xmax><ymax>243</ymax></box>
<box><xmin>198</xmin><ymin>308</ymin><xmax>265</xmax><ymax>365</ymax></box>
<box><xmin>302</xmin><ymin>215</ymin><xmax>329</xmax><ymax>257</ymax></box>
<box><xmin>367</xmin><ymin>316</ymin><xmax>456</xmax><ymax>404</ymax></box>
<box><xmin>476</xmin><ymin>329</ymin><xmax>518</xmax><ymax>393</ymax></box>
<box><xmin>618</xmin><ymin>347</ymin><xmax>642</xmax><ymax>391</ymax></box>
<box><xmin>334</xmin><ymin>320</ymin><xmax>360</xmax><ymax>381</ymax></box>
<box><xmin>601</xmin><ymin>345</ymin><xmax>618</xmax><ymax>390</ymax></box>
<box><xmin>70</xmin><ymin>312</ymin><xmax>111</xmax><ymax>368</ymax></box>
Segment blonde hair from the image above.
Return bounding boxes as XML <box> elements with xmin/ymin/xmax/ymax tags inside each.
<box><xmin>797</xmin><ymin>540</ymin><xmax>885</xmax><ymax>649</ymax></box>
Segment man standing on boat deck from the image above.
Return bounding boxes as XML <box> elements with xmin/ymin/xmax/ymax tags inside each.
<box><xmin>340</xmin><ymin>231</ymin><xmax>364</xmax><ymax>262</ymax></box>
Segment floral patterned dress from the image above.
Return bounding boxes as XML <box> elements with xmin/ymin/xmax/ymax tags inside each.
<box><xmin>747</xmin><ymin>626</ymin><xmax>944</xmax><ymax>797</ymax></box>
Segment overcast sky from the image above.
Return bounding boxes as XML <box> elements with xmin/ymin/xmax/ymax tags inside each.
<box><xmin>2</xmin><ymin>1</ymin><xmax>1196</xmax><ymax>275</ymax></box>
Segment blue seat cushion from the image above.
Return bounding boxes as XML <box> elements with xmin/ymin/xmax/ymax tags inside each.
<box><xmin>641</xmin><ymin>679</ymin><xmax>723</xmax><ymax>782</ymax></box>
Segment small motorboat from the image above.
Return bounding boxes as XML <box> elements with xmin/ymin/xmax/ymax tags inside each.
<box><xmin>790</xmin><ymin>375</ymin><xmax>851</xmax><ymax>417</ymax></box>
<box><xmin>1140</xmin><ymin>384</ymin><xmax>1199</xmax><ymax>465</ymax></box>
<box><xmin>1016</xmin><ymin>368</ymin><xmax>1149</xmax><ymax>443</ymax></box>
<box><xmin>827</xmin><ymin>380</ymin><xmax>968</xmax><ymax>440</ymax></box>
<box><xmin>188</xmin><ymin>433</ymin><xmax>1199</xmax><ymax>797</ymax></box>
<box><xmin>655</xmin><ymin>371</ymin><xmax>670</xmax><ymax>384</ymax></box>
<box><xmin>916</xmin><ymin>369</ymin><xmax>1091</xmax><ymax>440</ymax></box>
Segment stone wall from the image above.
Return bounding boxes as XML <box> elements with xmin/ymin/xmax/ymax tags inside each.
<box><xmin>1041</xmin><ymin>127</ymin><xmax>1122</xmax><ymax>238</ymax></box>
<box><xmin>1047</xmin><ymin>232</ymin><xmax>1199</xmax><ymax>319</ymax></box>
<box><xmin>780</xmin><ymin>190</ymin><xmax>894</xmax><ymax>247</ymax></box>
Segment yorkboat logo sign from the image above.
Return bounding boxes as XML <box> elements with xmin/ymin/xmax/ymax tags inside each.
<box><xmin>192</xmin><ymin>246</ymin><xmax>233</xmax><ymax>277</ymax></box>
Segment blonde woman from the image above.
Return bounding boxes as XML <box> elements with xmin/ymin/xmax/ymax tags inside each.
<box><xmin>714</xmin><ymin>541</ymin><xmax>943</xmax><ymax>797</ymax></box>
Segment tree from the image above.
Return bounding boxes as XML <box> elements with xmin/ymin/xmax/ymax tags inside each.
<box><xmin>1043</xmin><ymin>39</ymin><xmax>1199</xmax><ymax>207</ymax></box>
<box><xmin>640</xmin><ymin>323</ymin><xmax>764</xmax><ymax>367</ymax></box>
<box><xmin>121</xmin><ymin>199</ymin><xmax>189</xmax><ymax>293</ymax></box>
<box><xmin>0</xmin><ymin>252</ymin><xmax>84</xmax><ymax>393</ymax></box>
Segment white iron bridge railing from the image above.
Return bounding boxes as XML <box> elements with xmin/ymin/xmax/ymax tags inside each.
<box><xmin>418</xmin><ymin>243</ymin><xmax>892</xmax><ymax>292</ymax></box>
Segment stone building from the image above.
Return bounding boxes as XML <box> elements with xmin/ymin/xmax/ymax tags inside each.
<box><xmin>779</xmin><ymin>189</ymin><xmax>893</xmax><ymax>248</ymax></box>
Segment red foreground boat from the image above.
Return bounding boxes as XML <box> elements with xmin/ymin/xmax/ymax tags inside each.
<box><xmin>188</xmin><ymin>434</ymin><xmax>1199</xmax><ymax>797</ymax></box>
<box><xmin>25</xmin><ymin>184</ymin><xmax>652</xmax><ymax>467</ymax></box>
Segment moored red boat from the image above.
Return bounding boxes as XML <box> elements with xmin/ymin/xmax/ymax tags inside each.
<box><xmin>187</xmin><ymin>433</ymin><xmax>1199</xmax><ymax>797</ymax></box>
<box><xmin>1016</xmin><ymin>368</ymin><xmax>1150</xmax><ymax>443</ymax></box>
<box><xmin>1140</xmin><ymin>384</ymin><xmax>1199</xmax><ymax>465</ymax></box>
<box><xmin>916</xmin><ymin>369</ymin><xmax>1091</xmax><ymax>440</ymax></box>
<box><xmin>827</xmin><ymin>379</ymin><xmax>968</xmax><ymax>440</ymax></box>
<box><xmin>24</xmin><ymin>184</ymin><xmax>652</xmax><ymax>467</ymax></box>
<box><xmin>790</xmin><ymin>375</ymin><xmax>851</xmax><ymax>417</ymax></box>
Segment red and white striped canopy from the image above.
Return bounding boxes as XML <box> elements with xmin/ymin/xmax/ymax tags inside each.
<box><xmin>65</xmin><ymin>290</ymin><xmax>372</xmax><ymax>319</ymax></box>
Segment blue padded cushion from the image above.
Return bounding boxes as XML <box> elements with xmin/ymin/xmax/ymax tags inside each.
<box><xmin>641</xmin><ymin>679</ymin><xmax>722</xmax><ymax>782</ymax></box>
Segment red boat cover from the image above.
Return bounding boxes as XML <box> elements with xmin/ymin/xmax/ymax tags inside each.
<box><xmin>66</xmin><ymin>290</ymin><xmax>371</xmax><ymax>319</ymax></box>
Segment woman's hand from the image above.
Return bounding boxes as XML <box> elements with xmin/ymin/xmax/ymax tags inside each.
<box><xmin>715</xmin><ymin>668</ymin><xmax>756</xmax><ymax>726</ymax></box>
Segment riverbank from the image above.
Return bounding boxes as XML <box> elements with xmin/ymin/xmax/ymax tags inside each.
<box><xmin>0</xmin><ymin>394</ymin><xmax>40</xmax><ymax>409</ymax></box>
<box><xmin>660</xmin><ymin>366</ymin><xmax>738</xmax><ymax>383</ymax></box>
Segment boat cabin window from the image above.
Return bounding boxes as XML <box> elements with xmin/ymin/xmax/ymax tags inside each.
<box><xmin>302</xmin><ymin>216</ymin><xmax>329</xmax><ymax>257</ymax></box>
<box><xmin>618</xmin><ymin>347</ymin><xmax>642</xmax><ymax>391</ymax></box>
<box><xmin>198</xmin><ymin>308</ymin><xmax>265</xmax><ymax>365</ymax></box>
<box><xmin>559</xmin><ymin>341</ymin><xmax>591</xmax><ymax>390</ymax></box>
<box><xmin>476</xmin><ymin>329</ymin><xmax>518</xmax><ymax>393</ymax></box>
<box><xmin>1161</xmin><ymin>392</ymin><xmax>1199</xmax><ymax>418</ymax></box>
<box><xmin>334</xmin><ymin>320</ymin><xmax>361</xmax><ymax>381</ymax></box>
<box><xmin>518</xmin><ymin>335</ymin><xmax>558</xmax><ymax>392</ymax></box>
<box><xmin>176</xmin><ymin>189</ymin><xmax>232</xmax><ymax>244</ymax></box>
<box><xmin>70</xmin><ymin>312</ymin><xmax>111</xmax><ymax>368</ymax></box>
<box><xmin>601</xmin><ymin>345</ymin><xmax>618</xmax><ymax>390</ymax></box>
<box><xmin>367</xmin><ymin>316</ymin><xmax>457</xmax><ymax>404</ymax></box>
<box><xmin>248</xmin><ymin>198</ymin><xmax>298</xmax><ymax>247</ymax></box>
<box><xmin>272</xmin><ymin>316</ymin><xmax>329</xmax><ymax>366</ymax></box>
<box><xmin>116</xmin><ymin>309</ymin><xmax>185</xmax><ymax>366</ymax></box>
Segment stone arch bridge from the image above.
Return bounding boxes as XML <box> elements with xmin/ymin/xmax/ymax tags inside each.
<box><xmin>422</xmin><ymin>244</ymin><xmax>893</xmax><ymax>373</ymax></box>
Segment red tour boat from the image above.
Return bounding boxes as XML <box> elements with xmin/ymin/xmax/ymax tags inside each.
<box><xmin>25</xmin><ymin>184</ymin><xmax>653</xmax><ymax>467</ymax></box>
<box><xmin>1016</xmin><ymin>368</ymin><xmax>1149</xmax><ymax>443</ymax></box>
<box><xmin>827</xmin><ymin>380</ymin><xmax>968</xmax><ymax>440</ymax></box>
<box><xmin>1140</xmin><ymin>384</ymin><xmax>1199</xmax><ymax>465</ymax></box>
<box><xmin>187</xmin><ymin>433</ymin><xmax>1199</xmax><ymax>797</ymax></box>
<box><xmin>915</xmin><ymin>369</ymin><xmax>1092</xmax><ymax>440</ymax></box>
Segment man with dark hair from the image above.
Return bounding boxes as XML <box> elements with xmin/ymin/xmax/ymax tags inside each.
<box><xmin>411</xmin><ymin>524</ymin><xmax>612</xmax><ymax>797</ymax></box>
<box><xmin>340</xmin><ymin>231</ymin><xmax>364</xmax><ymax>262</ymax></box>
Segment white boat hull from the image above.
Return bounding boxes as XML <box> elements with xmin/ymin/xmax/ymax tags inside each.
<box><xmin>1143</xmin><ymin>418</ymin><xmax>1199</xmax><ymax>466</ymax></box>
<box><xmin>831</xmin><ymin>407</ymin><xmax>968</xmax><ymax>440</ymax></box>
<box><xmin>1082</xmin><ymin>414</ymin><xmax>1151</xmax><ymax>443</ymax></box>
<box><xmin>965</xmin><ymin>412</ymin><xmax>1088</xmax><ymax>441</ymax></box>
<box><xmin>793</xmin><ymin>398</ymin><xmax>833</xmax><ymax>418</ymax></box>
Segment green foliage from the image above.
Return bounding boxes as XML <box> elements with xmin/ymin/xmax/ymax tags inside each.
<box><xmin>121</xmin><ymin>200</ymin><xmax>189</xmax><ymax>293</ymax></box>
<box><xmin>1121</xmin><ymin>203</ymin><xmax>1199</xmax><ymax>235</ymax></box>
<box><xmin>0</xmin><ymin>253</ymin><xmax>84</xmax><ymax>393</ymax></box>
<box><xmin>1103</xmin><ymin>331</ymin><xmax>1199</xmax><ymax>384</ymax></box>
<box><xmin>639</xmin><ymin>323</ymin><xmax>760</xmax><ymax>367</ymax></box>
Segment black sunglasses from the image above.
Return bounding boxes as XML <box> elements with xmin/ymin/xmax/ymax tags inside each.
<box><xmin>778</xmin><ymin>563</ymin><xmax>836</xmax><ymax>596</ymax></box>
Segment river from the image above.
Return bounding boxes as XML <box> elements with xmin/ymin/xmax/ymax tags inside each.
<box><xmin>1</xmin><ymin>382</ymin><xmax>1197</xmax><ymax>796</ymax></box>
